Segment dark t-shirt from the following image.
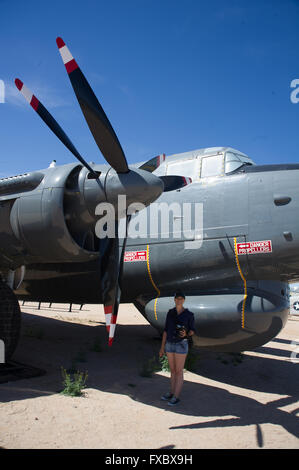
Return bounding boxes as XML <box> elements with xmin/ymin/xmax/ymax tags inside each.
<box><xmin>164</xmin><ymin>308</ymin><xmax>195</xmax><ymax>343</ymax></box>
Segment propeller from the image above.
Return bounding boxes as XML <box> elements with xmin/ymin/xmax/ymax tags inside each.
<box><xmin>54</xmin><ymin>37</ymin><xmax>161</xmax><ymax>345</ymax></box>
<box><xmin>14</xmin><ymin>77</ymin><xmax>123</xmax><ymax>344</ymax></box>
<box><xmin>15</xmin><ymin>37</ymin><xmax>191</xmax><ymax>346</ymax></box>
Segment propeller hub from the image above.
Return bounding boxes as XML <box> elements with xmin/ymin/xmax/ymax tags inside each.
<box><xmin>104</xmin><ymin>168</ymin><xmax>164</xmax><ymax>217</ymax></box>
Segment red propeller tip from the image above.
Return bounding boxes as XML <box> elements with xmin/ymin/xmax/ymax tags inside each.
<box><xmin>15</xmin><ymin>78</ymin><xmax>23</xmax><ymax>90</ymax></box>
<box><xmin>56</xmin><ymin>37</ymin><xmax>65</xmax><ymax>48</ymax></box>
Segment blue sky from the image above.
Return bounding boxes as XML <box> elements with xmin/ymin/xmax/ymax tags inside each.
<box><xmin>0</xmin><ymin>0</ymin><xmax>299</xmax><ymax>176</ymax></box>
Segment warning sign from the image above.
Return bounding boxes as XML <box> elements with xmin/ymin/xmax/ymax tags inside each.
<box><xmin>236</xmin><ymin>240</ymin><xmax>272</xmax><ymax>255</ymax></box>
<box><xmin>124</xmin><ymin>250</ymin><xmax>147</xmax><ymax>262</ymax></box>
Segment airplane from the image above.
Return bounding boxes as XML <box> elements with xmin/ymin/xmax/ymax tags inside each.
<box><xmin>0</xmin><ymin>37</ymin><xmax>297</xmax><ymax>360</ymax></box>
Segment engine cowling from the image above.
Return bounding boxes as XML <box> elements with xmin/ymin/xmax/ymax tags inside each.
<box><xmin>134</xmin><ymin>280</ymin><xmax>289</xmax><ymax>351</ymax></box>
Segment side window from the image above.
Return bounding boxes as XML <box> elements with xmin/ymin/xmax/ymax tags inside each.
<box><xmin>166</xmin><ymin>158</ymin><xmax>198</xmax><ymax>179</ymax></box>
<box><xmin>225</xmin><ymin>151</ymin><xmax>243</xmax><ymax>173</ymax></box>
<box><xmin>225</xmin><ymin>151</ymin><xmax>254</xmax><ymax>173</ymax></box>
<box><xmin>200</xmin><ymin>154</ymin><xmax>224</xmax><ymax>178</ymax></box>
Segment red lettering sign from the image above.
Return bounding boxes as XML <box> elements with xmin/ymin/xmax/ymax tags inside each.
<box><xmin>236</xmin><ymin>240</ymin><xmax>272</xmax><ymax>255</ymax></box>
<box><xmin>124</xmin><ymin>250</ymin><xmax>147</xmax><ymax>262</ymax></box>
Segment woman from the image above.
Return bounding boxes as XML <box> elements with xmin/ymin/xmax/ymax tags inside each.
<box><xmin>159</xmin><ymin>291</ymin><xmax>195</xmax><ymax>406</ymax></box>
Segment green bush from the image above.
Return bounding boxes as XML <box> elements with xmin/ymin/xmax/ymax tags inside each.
<box><xmin>159</xmin><ymin>354</ymin><xmax>170</xmax><ymax>372</ymax></box>
<box><xmin>60</xmin><ymin>367</ymin><xmax>88</xmax><ymax>397</ymax></box>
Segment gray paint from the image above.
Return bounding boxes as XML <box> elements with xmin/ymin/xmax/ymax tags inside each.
<box><xmin>1</xmin><ymin>146</ymin><xmax>299</xmax><ymax>351</ymax></box>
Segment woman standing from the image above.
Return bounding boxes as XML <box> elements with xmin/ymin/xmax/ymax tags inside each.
<box><xmin>159</xmin><ymin>292</ymin><xmax>195</xmax><ymax>406</ymax></box>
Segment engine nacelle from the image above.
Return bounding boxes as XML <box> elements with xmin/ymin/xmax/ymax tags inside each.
<box><xmin>0</xmin><ymin>163</ymin><xmax>103</xmax><ymax>267</ymax></box>
<box><xmin>135</xmin><ymin>280</ymin><xmax>289</xmax><ymax>351</ymax></box>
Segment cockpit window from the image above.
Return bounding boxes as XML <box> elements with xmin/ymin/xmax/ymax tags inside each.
<box><xmin>225</xmin><ymin>151</ymin><xmax>254</xmax><ymax>174</ymax></box>
<box><xmin>200</xmin><ymin>154</ymin><xmax>224</xmax><ymax>178</ymax></box>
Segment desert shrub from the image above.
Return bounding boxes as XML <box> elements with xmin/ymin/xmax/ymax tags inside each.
<box><xmin>60</xmin><ymin>367</ymin><xmax>88</xmax><ymax>397</ymax></box>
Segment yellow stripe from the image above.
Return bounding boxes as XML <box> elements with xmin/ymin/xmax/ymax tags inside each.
<box><xmin>146</xmin><ymin>244</ymin><xmax>160</xmax><ymax>321</ymax></box>
<box><xmin>233</xmin><ymin>237</ymin><xmax>247</xmax><ymax>329</ymax></box>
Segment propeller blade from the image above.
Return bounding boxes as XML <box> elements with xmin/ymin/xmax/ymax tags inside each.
<box><xmin>56</xmin><ymin>37</ymin><xmax>129</xmax><ymax>174</ymax></box>
<box><xmin>158</xmin><ymin>175</ymin><xmax>192</xmax><ymax>192</ymax></box>
<box><xmin>15</xmin><ymin>78</ymin><xmax>99</xmax><ymax>178</ymax></box>
<box><xmin>139</xmin><ymin>154</ymin><xmax>166</xmax><ymax>173</ymax></box>
<box><xmin>100</xmin><ymin>216</ymin><xmax>130</xmax><ymax>346</ymax></box>
<box><xmin>108</xmin><ymin>215</ymin><xmax>131</xmax><ymax>346</ymax></box>
<box><xmin>100</xmin><ymin>221</ymin><xmax>119</xmax><ymax>333</ymax></box>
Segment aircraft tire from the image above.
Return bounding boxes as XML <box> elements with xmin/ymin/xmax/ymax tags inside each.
<box><xmin>0</xmin><ymin>280</ymin><xmax>21</xmax><ymax>360</ymax></box>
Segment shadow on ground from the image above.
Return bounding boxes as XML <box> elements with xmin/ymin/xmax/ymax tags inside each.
<box><xmin>1</xmin><ymin>308</ymin><xmax>298</xmax><ymax>447</ymax></box>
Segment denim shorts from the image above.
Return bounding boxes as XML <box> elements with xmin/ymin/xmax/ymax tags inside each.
<box><xmin>165</xmin><ymin>339</ymin><xmax>188</xmax><ymax>355</ymax></box>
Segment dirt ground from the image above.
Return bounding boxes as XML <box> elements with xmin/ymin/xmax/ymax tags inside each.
<box><xmin>0</xmin><ymin>302</ymin><xmax>298</xmax><ymax>449</ymax></box>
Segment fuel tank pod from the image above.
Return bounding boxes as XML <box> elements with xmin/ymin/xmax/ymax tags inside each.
<box><xmin>139</xmin><ymin>281</ymin><xmax>289</xmax><ymax>352</ymax></box>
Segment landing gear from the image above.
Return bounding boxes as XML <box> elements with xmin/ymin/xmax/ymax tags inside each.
<box><xmin>0</xmin><ymin>281</ymin><xmax>21</xmax><ymax>360</ymax></box>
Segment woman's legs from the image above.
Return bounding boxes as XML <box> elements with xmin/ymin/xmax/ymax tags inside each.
<box><xmin>166</xmin><ymin>352</ymin><xmax>176</xmax><ymax>394</ymax></box>
<box><xmin>166</xmin><ymin>352</ymin><xmax>187</xmax><ymax>398</ymax></box>
<box><xmin>173</xmin><ymin>353</ymin><xmax>187</xmax><ymax>398</ymax></box>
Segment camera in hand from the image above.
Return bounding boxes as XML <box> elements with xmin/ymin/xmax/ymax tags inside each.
<box><xmin>176</xmin><ymin>324</ymin><xmax>187</xmax><ymax>339</ymax></box>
